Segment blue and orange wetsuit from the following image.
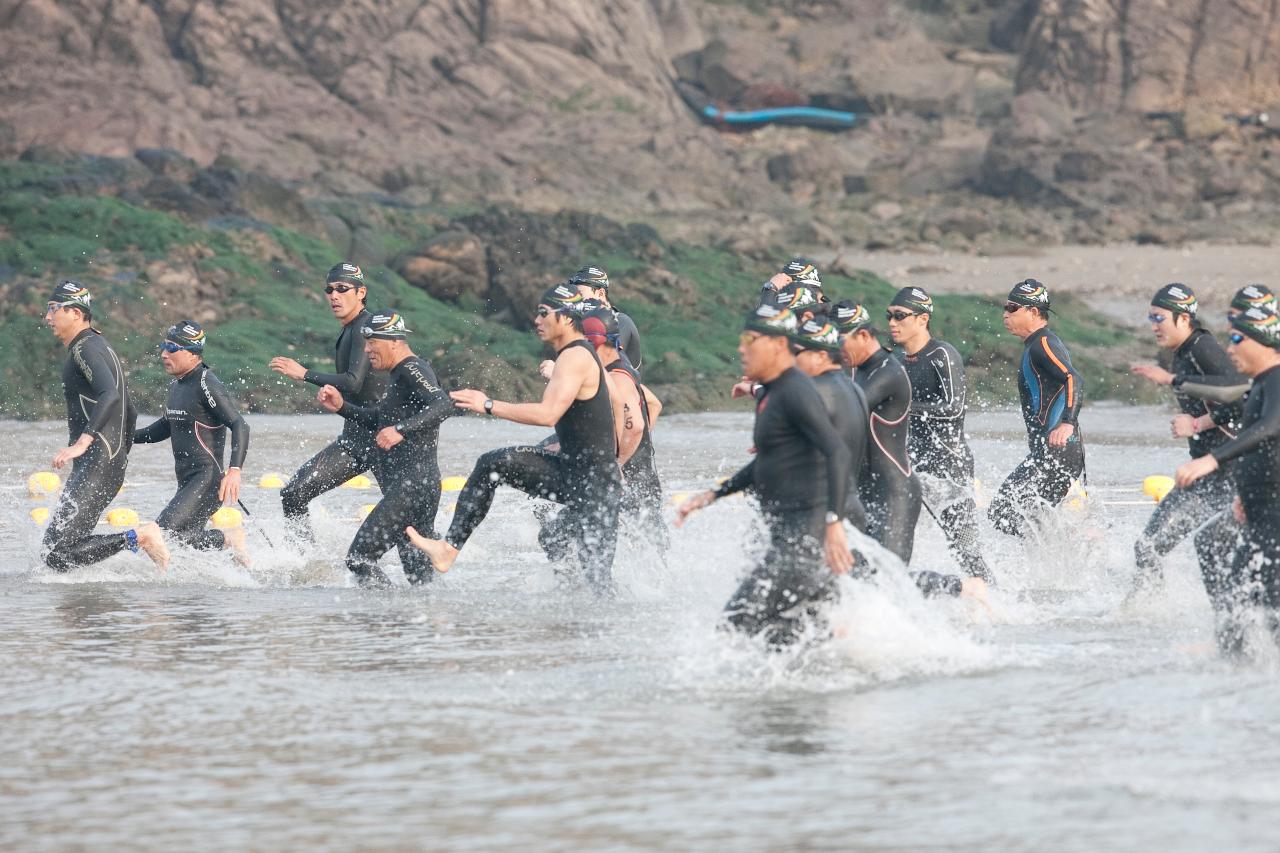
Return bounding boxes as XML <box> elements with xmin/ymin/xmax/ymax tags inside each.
<box><xmin>989</xmin><ymin>326</ymin><xmax>1085</xmax><ymax>535</ymax></box>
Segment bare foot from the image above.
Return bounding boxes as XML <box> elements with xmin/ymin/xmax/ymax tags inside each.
<box><xmin>960</xmin><ymin>577</ymin><xmax>993</xmax><ymax>616</ymax></box>
<box><xmin>223</xmin><ymin>526</ymin><xmax>251</xmax><ymax>567</ymax></box>
<box><xmin>405</xmin><ymin>525</ymin><xmax>459</xmax><ymax>572</ymax></box>
<box><xmin>136</xmin><ymin>522</ymin><xmax>171</xmax><ymax>572</ymax></box>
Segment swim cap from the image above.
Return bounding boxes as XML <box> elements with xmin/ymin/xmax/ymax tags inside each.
<box><xmin>582</xmin><ymin>301</ymin><xmax>620</xmax><ymax>347</ymax></box>
<box><xmin>780</xmin><ymin>258</ymin><xmax>822</xmax><ymax>289</ymax></box>
<box><xmin>361</xmin><ymin>310</ymin><xmax>411</xmax><ymax>340</ymax></box>
<box><xmin>832</xmin><ymin>300</ymin><xmax>872</xmax><ymax>334</ymax></box>
<box><xmin>48</xmin><ymin>279</ymin><xmax>92</xmax><ymax>311</ymax></box>
<box><xmin>327</xmin><ymin>262</ymin><xmax>365</xmax><ymax>287</ymax></box>
<box><xmin>1151</xmin><ymin>283</ymin><xmax>1198</xmax><ymax>317</ymax></box>
<box><xmin>165</xmin><ymin>319</ymin><xmax>206</xmax><ymax>351</ymax></box>
<box><xmin>1231</xmin><ymin>284</ymin><xmax>1276</xmax><ymax>314</ymax></box>
<box><xmin>541</xmin><ymin>282</ymin><xmax>589</xmax><ymax>312</ymax></box>
<box><xmin>889</xmin><ymin>286</ymin><xmax>934</xmax><ymax>315</ymax></box>
<box><xmin>775</xmin><ymin>284</ymin><xmax>821</xmax><ymax>313</ymax></box>
<box><xmin>1230</xmin><ymin>305</ymin><xmax>1280</xmax><ymax>349</ymax></box>
<box><xmin>569</xmin><ymin>265</ymin><xmax>610</xmax><ymax>291</ymax></box>
<box><xmin>743</xmin><ymin>303</ymin><xmax>799</xmax><ymax>337</ymax></box>
<box><xmin>1007</xmin><ymin>278</ymin><xmax>1050</xmax><ymax>310</ymax></box>
<box><xmin>794</xmin><ymin>316</ymin><xmax>843</xmax><ymax>353</ymax></box>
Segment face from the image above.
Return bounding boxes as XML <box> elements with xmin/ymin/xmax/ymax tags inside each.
<box><xmin>886</xmin><ymin>308</ymin><xmax>927</xmax><ymax>344</ymax></box>
<box><xmin>1147</xmin><ymin>305</ymin><xmax>1192</xmax><ymax>348</ymax></box>
<box><xmin>534</xmin><ymin>304</ymin><xmax>563</xmax><ymax>341</ymax></box>
<box><xmin>326</xmin><ymin>282</ymin><xmax>366</xmax><ymax>321</ymax></box>
<box><xmin>363</xmin><ymin>337</ymin><xmax>396</xmax><ymax>370</ymax></box>
<box><xmin>160</xmin><ymin>346</ymin><xmax>201</xmax><ymax>375</ymax></box>
<box><xmin>1001</xmin><ymin>302</ymin><xmax>1041</xmax><ymax>336</ymax></box>
<box><xmin>44</xmin><ymin>304</ymin><xmax>83</xmax><ymax>339</ymax></box>
<box><xmin>794</xmin><ymin>348</ymin><xmax>827</xmax><ymax>376</ymax></box>
<box><xmin>1227</xmin><ymin>333</ymin><xmax>1276</xmax><ymax>376</ymax></box>
<box><xmin>739</xmin><ymin>331</ymin><xmax>786</xmax><ymax>381</ymax></box>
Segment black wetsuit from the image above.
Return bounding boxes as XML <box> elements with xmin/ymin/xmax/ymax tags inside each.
<box><xmin>897</xmin><ymin>339</ymin><xmax>992</xmax><ymax>582</ymax></box>
<box><xmin>446</xmin><ymin>339</ymin><xmax>623</xmax><ymax>589</ymax></box>
<box><xmin>1134</xmin><ymin>329</ymin><xmax>1243</xmax><ymax>587</ymax></box>
<box><xmin>616</xmin><ymin>310</ymin><xmax>643</xmax><ymax>379</ymax></box>
<box><xmin>810</xmin><ymin>368</ymin><xmax>869</xmax><ymax>532</ymax></box>
<box><xmin>281</xmin><ymin>310</ymin><xmax>389</xmax><ymax>539</ymax></box>
<box><xmin>852</xmin><ymin>347</ymin><xmax>922</xmax><ymax>563</ymax></box>
<box><xmin>335</xmin><ymin>354</ymin><xmax>453</xmax><ymax>585</ymax></box>
<box><xmin>989</xmin><ymin>327</ymin><xmax>1085</xmax><ymax>535</ymax></box>
<box><xmin>714</xmin><ymin>367</ymin><xmax>851</xmax><ymax>647</ymax></box>
<box><xmin>1206</xmin><ymin>364</ymin><xmax>1280</xmax><ymax>653</ymax></box>
<box><xmin>43</xmin><ymin>329</ymin><xmax>138</xmax><ymax>572</ymax></box>
<box><xmin>133</xmin><ymin>364</ymin><xmax>249</xmax><ymax>550</ymax></box>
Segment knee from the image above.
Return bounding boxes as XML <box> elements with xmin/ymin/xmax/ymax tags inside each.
<box><xmin>1134</xmin><ymin>538</ymin><xmax>1159</xmax><ymax>569</ymax></box>
<box><xmin>280</xmin><ymin>480</ymin><xmax>307</xmax><ymax>514</ymax></box>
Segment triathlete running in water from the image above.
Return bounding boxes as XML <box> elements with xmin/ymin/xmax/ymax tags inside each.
<box><xmin>1129</xmin><ymin>284</ymin><xmax>1242</xmax><ymax>594</ymax></box>
<box><xmin>406</xmin><ymin>283</ymin><xmax>623</xmax><ymax>591</ymax></box>
<box><xmin>678</xmin><ymin>304</ymin><xmax>853</xmax><ymax>648</ymax></box>
<box><xmin>133</xmin><ymin>321</ymin><xmax>251</xmax><ymax>564</ymax></box>
<box><xmin>1173</xmin><ymin>285</ymin><xmax>1276</xmax><ymax>407</ymax></box>
<box><xmin>317</xmin><ymin>311</ymin><xmax>453</xmax><ymax>586</ymax></box>
<box><xmin>886</xmin><ymin>286</ymin><xmax>993</xmax><ymax>583</ymax></box>
<box><xmin>570</xmin><ymin>266</ymin><xmax>643</xmax><ymax>377</ymax></box>
<box><xmin>270</xmin><ymin>263</ymin><xmax>388</xmax><ymax>541</ymax></box>
<box><xmin>989</xmin><ymin>280</ymin><xmax>1085</xmax><ymax>535</ymax></box>
<box><xmin>42</xmin><ymin>281</ymin><xmax>169</xmax><ymax>571</ymax></box>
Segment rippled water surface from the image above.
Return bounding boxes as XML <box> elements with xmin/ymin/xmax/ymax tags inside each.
<box><xmin>3</xmin><ymin>407</ymin><xmax>1279</xmax><ymax>850</ymax></box>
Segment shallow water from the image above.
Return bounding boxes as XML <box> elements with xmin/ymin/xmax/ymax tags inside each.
<box><xmin>2</xmin><ymin>405</ymin><xmax>1278</xmax><ymax>850</ymax></box>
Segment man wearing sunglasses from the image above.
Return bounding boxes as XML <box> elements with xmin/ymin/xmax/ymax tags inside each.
<box><xmin>405</xmin><ymin>283</ymin><xmax>624</xmax><ymax>591</ymax></box>
<box><xmin>133</xmin><ymin>321</ymin><xmax>251</xmax><ymax>565</ymax></box>
<box><xmin>317</xmin><ymin>310</ymin><xmax>453</xmax><ymax>586</ymax></box>
<box><xmin>677</xmin><ymin>304</ymin><xmax>853</xmax><ymax>648</ymax></box>
<box><xmin>269</xmin><ymin>263</ymin><xmax>389</xmax><ymax>542</ymax></box>
<box><xmin>1176</xmin><ymin>305</ymin><xmax>1280</xmax><ymax>655</ymax></box>
<box><xmin>42</xmin><ymin>280</ymin><xmax>170</xmax><ymax>572</ymax></box>
<box><xmin>1170</xmin><ymin>284</ymin><xmax>1276</xmax><ymax>408</ymax></box>
<box><xmin>988</xmin><ymin>279</ymin><xmax>1085</xmax><ymax>535</ymax></box>
<box><xmin>886</xmin><ymin>286</ymin><xmax>993</xmax><ymax>584</ymax></box>
<box><xmin>1128</xmin><ymin>284</ymin><xmax>1243</xmax><ymax>596</ymax></box>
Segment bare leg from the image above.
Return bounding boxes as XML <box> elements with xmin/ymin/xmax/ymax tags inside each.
<box><xmin>136</xmin><ymin>522</ymin><xmax>171</xmax><ymax>571</ymax></box>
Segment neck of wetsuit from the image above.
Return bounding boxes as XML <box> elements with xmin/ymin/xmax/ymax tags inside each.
<box><xmin>902</xmin><ymin>332</ymin><xmax>931</xmax><ymax>357</ymax></box>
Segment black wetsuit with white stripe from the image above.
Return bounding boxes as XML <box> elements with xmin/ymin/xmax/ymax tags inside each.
<box><xmin>852</xmin><ymin>347</ymin><xmax>921</xmax><ymax>564</ymax></box>
<box><xmin>43</xmin><ymin>328</ymin><xmax>138</xmax><ymax>571</ymax></box>
<box><xmin>134</xmin><ymin>364</ymin><xmax>249</xmax><ymax>550</ymax></box>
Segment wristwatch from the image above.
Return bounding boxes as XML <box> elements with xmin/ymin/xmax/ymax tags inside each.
<box><xmin>825</xmin><ymin>511</ymin><xmax>840</xmax><ymax>525</ymax></box>
<box><xmin>483</xmin><ymin>398</ymin><xmax>494</xmax><ymax>414</ymax></box>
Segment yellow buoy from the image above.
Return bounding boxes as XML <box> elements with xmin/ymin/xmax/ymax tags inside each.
<box><xmin>341</xmin><ymin>474</ymin><xmax>372</xmax><ymax>489</ymax></box>
<box><xmin>211</xmin><ymin>507</ymin><xmax>243</xmax><ymax>529</ymax></box>
<box><xmin>669</xmin><ymin>491</ymin><xmax>690</xmax><ymax>505</ymax></box>
<box><xmin>359</xmin><ymin>503</ymin><xmax>377</xmax><ymax>519</ymax></box>
<box><xmin>1066</xmin><ymin>496</ymin><xmax>1086</xmax><ymax>513</ymax></box>
<box><xmin>258</xmin><ymin>473</ymin><xmax>285</xmax><ymax>488</ymax></box>
<box><xmin>106</xmin><ymin>508</ymin><xmax>139</xmax><ymax>528</ymax></box>
<box><xmin>27</xmin><ymin>471</ymin><xmax>61</xmax><ymax>497</ymax></box>
<box><xmin>1142</xmin><ymin>475</ymin><xmax>1175</xmax><ymax>502</ymax></box>
<box><xmin>441</xmin><ymin>476</ymin><xmax>467</xmax><ymax>492</ymax></box>
<box><xmin>30</xmin><ymin>507</ymin><xmax>50</xmax><ymax>524</ymax></box>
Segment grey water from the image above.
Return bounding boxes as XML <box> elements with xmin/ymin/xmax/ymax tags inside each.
<box><xmin>2</xmin><ymin>407</ymin><xmax>1279</xmax><ymax>851</ymax></box>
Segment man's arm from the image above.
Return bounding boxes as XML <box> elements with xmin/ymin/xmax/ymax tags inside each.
<box><xmin>133</xmin><ymin>418</ymin><xmax>171</xmax><ymax>444</ymax></box>
<box><xmin>479</xmin><ymin>346</ymin><xmax>596</xmax><ymax>427</ymax></box>
<box><xmin>304</xmin><ymin>331</ymin><xmax>373</xmax><ymax>394</ymax></box>
<box><xmin>78</xmin><ymin>340</ymin><xmax>125</xmax><ymax>440</ymax></box>
<box><xmin>396</xmin><ymin>364</ymin><xmax>454</xmax><ymax>434</ymax></box>
<box><xmin>201</xmin><ymin>372</ymin><xmax>250</xmax><ymax>470</ymax></box>
<box><xmin>1033</xmin><ymin>333</ymin><xmax>1083</xmax><ymax>425</ymax></box>
<box><xmin>788</xmin><ymin>381</ymin><xmax>851</xmax><ymax>517</ymax></box>
<box><xmin>911</xmin><ymin>344</ymin><xmax>965</xmax><ymax>418</ymax></box>
<box><xmin>611</xmin><ymin>375</ymin><xmax>644</xmax><ymax>466</ymax></box>
<box><xmin>641</xmin><ymin>384</ymin><xmax>663</xmax><ymax>429</ymax></box>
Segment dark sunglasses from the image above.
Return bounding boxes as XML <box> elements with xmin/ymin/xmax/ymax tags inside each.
<box><xmin>1229</xmin><ymin>332</ymin><xmax>1246</xmax><ymax>345</ymax></box>
<box><xmin>536</xmin><ymin>307</ymin><xmax>558</xmax><ymax>318</ymax></box>
<box><xmin>159</xmin><ymin>341</ymin><xmax>200</xmax><ymax>354</ymax></box>
<box><xmin>885</xmin><ymin>310</ymin><xmax>918</xmax><ymax>321</ymax></box>
<box><xmin>1003</xmin><ymin>303</ymin><xmax>1024</xmax><ymax>314</ymax></box>
<box><xmin>324</xmin><ymin>283</ymin><xmax>360</xmax><ymax>294</ymax></box>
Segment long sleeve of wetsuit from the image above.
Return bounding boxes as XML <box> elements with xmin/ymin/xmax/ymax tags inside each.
<box><xmin>337</xmin><ymin>399</ymin><xmax>381</xmax><ymax>431</ymax></box>
<box><xmin>133</xmin><ymin>418</ymin><xmax>171</xmax><ymax>444</ymax></box>
<box><xmin>715</xmin><ymin>460</ymin><xmax>755</xmax><ymax>499</ymax></box>
<box><xmin>911</xmin><ymin>344</ymin><xmax>965</xmax><ymax>419</ymax></box>
<box><xmin>1210</xmin><ymin>376</ymin><xmax>1280</xmax><ymax>465</ymax></box>
<box><xmin>200</xmin><ymin>370</ymin><xmax>250</xmax><ymax>469</ymax></box>
<box><xmin>304</xmin><ymin>328</ymin><xmax>371</xmax><ymax>395</ymax></box>
<box><xmin>1029</xmin><ymin>332</ymin><xmax>1083</xmax><ymax>425</ymax></box>
<box><xmin>1174</xmin><ymin>376</ymin><xmax>1251</xmax><ymax>406</ymax></box>
<box><xmin>1177</xmin><ymin>333</ymin><xmax>1246</xmax><ymax>426</ymax></box>
<box><xmin>76</xmin><ymin>339</ymin><xmax>125</xmax><ymax>440</ymax></box>
<box><xmin>617</xmin><ymin>312</ymin><xmax>643</xmax><ymax>374</ymax></box>
<box><xmin>788</xmin><ymin>381</ymin><xmax>852</xmax><ymax>517</ymax></box>
<box><xmin>395</xmin><ymin>368</ymin><xmax>454</xmax><ymax>435</ymax></box>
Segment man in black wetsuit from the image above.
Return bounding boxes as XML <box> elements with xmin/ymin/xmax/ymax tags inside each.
<box><xmin>270</xmin><ymin>263</ymin><xmax>388</xmax><ymax>541</ymax></box>
<box><xmin>570</xmin><ymin>266</ymin><xmax>643</xmax><ymax>377</ymax></box>
<box><xmin>1129</xmin><ymin>284</ymin><xmax>1243</xmax><ymax>593</ymax></box>
<box><xmin>317</xmin><ymin>310</ymin><xmax>453</xmax><ymax>586</ymax></box>
<box><xmin>989</xmin><ymin>279</ymin><xmax>1085</xmax><ymax>535</ymax></box>
<box><xmin>1171</xmin><ymin>285</ymin><xmax>1277</xmax><ymax>412</ymax></box>
<box><xmin>886</xmin><ymin>287</ymin><xmax>993</xmax><ymax>583</ymax></box>
<box><xmin>133</xmin><ymin>321</ymin><xmax>251</xmax><ymax>564</ymax></box>
<box><xmin>405</xmin><ymin>283</ymin><xmax>623</xmax><ymax>590</ymax></box>
<box><xmin>1176</xmin><ymin>305</ymin><xmax>1280</xmax><ymax>654</ymax></box>
<box><xmin>677</xmin><ymin>304</ymin><xmax>853</xmax><ymax>647</ymax></box>
<box><xmin>835</xmin><ymin>300</ymin><xmax>923</xmax><ymax>564</ymax></box>
<box><xmin>42</xmin><ymin>281</ymin><xmax>169</xmax><ymax>571</ymax></box>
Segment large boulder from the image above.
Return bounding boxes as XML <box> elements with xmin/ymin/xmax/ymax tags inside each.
<box><xmin>395</xmin><ymin>232</ymin><xmax>488</xmax><ymax>303</ymax></box>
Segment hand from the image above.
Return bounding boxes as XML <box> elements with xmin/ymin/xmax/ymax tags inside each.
<box><xmin>1131</xmin><ymin>364</ymin><xmax>1174</xmax><ymax>386</ymax></box>
<box><xmin>1170</xmin><ymin>414</ymin><xmax>1198</xmax><ymax>438</ymax></box>
<box><xmin>538</xmin><ymin>360</ymin><xmax>556</xmax><ymax>380</ymax></box>
<box><xmin>766</xmin><ymin>272</ymin><xmax>791</xmax><ymax>291</ymax></box>
<box><xmin>376</xmin><ymin>426</ymin><xmax>404</xmax><ymax>450</ymax></box>
<box><xmin>1047</xmin><ymin>423</ymin><xmax>1074</xmax><ymax>448</ymax></box>
<box><xmin>317</xmin><ymin>385</ymin><xmax>344</xmax><ymax>413</ymax></box>
<box><xmin>674</xmin><ymin>490</ymin><xmax>715</xmax><ymax>527</ymax></box>
<box><xmin>824</xmin><ymin>522</ymin><xmax>853</xmax><ymax>575</ymax></box>
<box><xmin>52</xmin><ymin>433</ymin><xmax>93</xmax><ymax>469</ymax></box>
<box><xmin>450</xmin><ymin>389</ymin><xmax>489</xmax><ymax>413</ymax></box>
<box><xmin>219</xmin><ymin>468</ymin><xmax>242</xmax><ymax>504</ymax></box>
<box><xmin>1233</xmin><ymin>495</ymin><xmax>1246</xmax><ymax>523</ymax></box>
<box><xmin>731</xmin><ymin>380</ymin><xmax>756</xmax><ymax>399</ymax></box>
<box><xmin>269</xmin><ymin>356</ymin><xmax>307</xmax><ymax>381</ymax></box>
<box><xmin>1175</xmin><ymin>454</ymin><xmax>1218</xmax><ymax>488</ymax></box>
